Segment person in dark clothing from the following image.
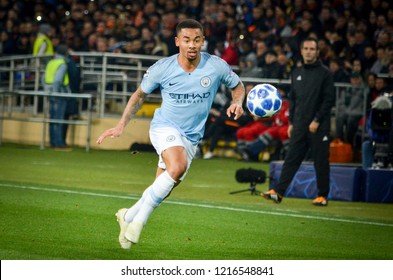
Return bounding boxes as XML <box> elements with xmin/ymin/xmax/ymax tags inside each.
<box><xmin>260</xmin><ymin>37</ymin><xmax>335</xmax><ymax>206</ymax></box>
<box><xmin>261</xmin><ymin>51</ymin><xmax>282</xmax><ymax>79</ymax></box>
<box><xmin>329</xmin><ymin>58</ymin><xmax>350</xmax><ymax>83</ymax></box>
<box><xmin>63</xmin><ymin>54</ymin><xmax>81</xmax><ymax>145</ymax></box>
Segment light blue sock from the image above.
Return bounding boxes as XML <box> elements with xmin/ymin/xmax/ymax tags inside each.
<box><xmin>132</xmin><ymin>171</ymin><xmax>176</xmax><ymax>224</ymax></box>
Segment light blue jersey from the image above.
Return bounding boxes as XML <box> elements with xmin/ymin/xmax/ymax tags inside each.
<box><xmin>141</xmin><ymin>52</ymin><xmax>241</xmax><ymax>145</ymax></box>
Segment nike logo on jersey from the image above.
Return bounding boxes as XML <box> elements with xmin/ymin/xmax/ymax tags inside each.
<box><xmin>296</xmin><ymin>75</ymin><xmax>302</xmax><ymax>81</ymax></box>
<box><xmin>169</xmin><ymin>82</ymin><xmax>178</xmax><ymax>86</ymax></box>
<box><xmin>322</xmin><ymin>136</ymin><xmax>329</xmax><ymax>141</ymax></box>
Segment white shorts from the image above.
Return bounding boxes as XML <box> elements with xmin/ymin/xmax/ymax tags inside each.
<box><xmin>149</xmin><ymin>126</ymin><xmax>197</xmax><ymax>180</ymax></box>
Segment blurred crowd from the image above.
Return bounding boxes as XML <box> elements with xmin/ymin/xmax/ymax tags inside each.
<box><xmin>1</xmin><ymin>0</ymin><xmax>393</xmax><ymax>162</ymax></box>
<box><xmin>0</xmin><ymin>0</ymin><xmax>392</xmax><ymax>81</ymax></box>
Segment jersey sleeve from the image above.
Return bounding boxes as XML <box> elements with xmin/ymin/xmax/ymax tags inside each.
<box><xmin>214</xmin><ymin>56</ymin><xmax>241</xmax><ymax>89</ymax></box>
<box><xmin>140</xmin><ymin>61</ymin><xmax>163</xmax><ymax>94</ymax></box>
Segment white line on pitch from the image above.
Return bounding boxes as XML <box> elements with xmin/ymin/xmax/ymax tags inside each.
<box><xmin>1</xmin><ymin>182</ymin><xmax>393</xmax><ymax>228</ymax></box>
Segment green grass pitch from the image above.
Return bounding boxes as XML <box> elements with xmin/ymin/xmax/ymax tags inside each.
<box><xmin>1</xmin><ymin>143</ymin><xmax>393</xmax><ymax>260</ymax></box>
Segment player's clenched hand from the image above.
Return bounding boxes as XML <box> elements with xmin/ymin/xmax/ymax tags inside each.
<box><xmin>226</xmin><ymin>103</ymin><xmax>244</xmax><ymax>120</ymax></box>
<box><xmin>96</xmin><ymin>125</ymin><xmax>124</xmax><ymax>144</ymax></box>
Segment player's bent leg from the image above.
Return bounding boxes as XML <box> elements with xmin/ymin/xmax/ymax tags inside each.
<box><xmin>125</xmin><ymin>129</ymin><xmax>193</xmax><ymax>246</ymax></box>
<box><xmin>115</xmin><ymin>208</ymin><xmax>132</xmax><ymax>249</ymax></box>
<box><xmin>127</xmin><ymin>171</ymin><xmax>177</xmax><ymax>244</ymax></box>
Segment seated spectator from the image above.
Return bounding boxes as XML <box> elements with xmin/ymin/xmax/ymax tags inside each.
<box><xmin>261</xmin><ymin>51</ymin><xmax>282</xmax><ymax>79</ymax></box>
<box><xmin>151</xmin><ymin>34</ymin><xmax>169</xmax><ymax>57</ymax></box>
<box><xmin>366</xmin><ymin>72</ymin><xmax>378</xmax><ymax>103</ymax></box>
<box><xmin>235</xmin><ymin>115</ymin><xmax>271</xmax><ymax>153</ymax></box>
<box><xmin>235</xmin><ymin>88</ymin><xmax>290</xmax><ymax>162</ymax></box>
<box><xmin>199</xmin><ymin>90</ymin><xmax>252</xmax><ymax>160</ymax></box>
<box><xmin>329</xmin><ymin>58</ymin><xmax>350</xmax><ymax>83</ymax></box>
<box><xmin>361</xmin><ymin>45</ymin><xmax>377</xmax><ymax>75</ymax></box>
<box><xmin>344</xmin><ymin>58</ymin><xmax>364</xmax><ymax>78</ymax></box>
<box><xmin>318</xmin><ymin>37</ymin><xmax>336</xmax><ymax>66</ymax></box>
<box><xmin>352</xmin><ymin>59</ymin><xmax>364</xmax><ymax>77</ymax></box>
<box><xmin>0</xmin><ymin>30</ymin><xmax>16</xmax><ymax>55</ymax></box>
<box><xmin>277</xmin><ymin>52</ymin><xmax>293</xmax><ymax>80</ymax></box>
<box><xmin>202</xmin><ymin>106</ymin><xmax>252</xmax><ymax>160</ymax></box>
<box><xmin>238</xmin><ymin>54</ymin><xmax>262</xmax><ymax>78</ymax></box>
<box><xmin>16</xmin><ymin>33</ymin><xmax>31</xmax><ymax>54</ymax></box>
<box><xmin>220</xmin><ymin>36</ymin><xmax>240</xmax><ymax>66</ymax></box>
<box><xmin>373</xmin><ymin>77</ymin><xmax>388</xmax><ymax>101</ymax></box>
<box><xmin>335</xmin><ymin>72</ymin><xmax>368</xmax><ymax>148</ymax></box>
<box><xmin>255</xmin><ymin>41</ymin><xmax>268</xmax><ymax>68</ymax></box>
<box><xmin>326</xmin><ymin>30</ymin><xmax>346</xmax><ymax>58</ymax></box>
<box><xmin>370</xmin><ymin>47</ymin><xmax>390</xmax><ymax>74</ymax></box>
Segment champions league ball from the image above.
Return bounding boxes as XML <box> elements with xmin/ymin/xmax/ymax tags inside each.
<box><xmin>246</xmin><ymin>83</ymin><xmax>282</xmax><ymax>118</ymax></box>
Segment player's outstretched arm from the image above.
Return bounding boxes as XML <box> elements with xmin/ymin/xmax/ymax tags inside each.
<box><xmin>227</xmin><ymin>81</ymin><xmax>245</xmax><ymax>120</ymax></box>
<box><xmin>96</xmin><ymin>86</ymin><xmax>146</xmax><ymax>144</ymax></box>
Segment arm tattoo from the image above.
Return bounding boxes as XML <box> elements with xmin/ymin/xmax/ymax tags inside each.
<box><xmin>121</xmin><ymin>90</ymin><xmax>145</xmax><ymax>126</ymax></box>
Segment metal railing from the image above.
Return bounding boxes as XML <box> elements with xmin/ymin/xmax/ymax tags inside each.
<box><xmin>0</xmin><ymin>90</ymin><xmax>93</xmax><ymax>151</ymax></box>
<box><xmin>0</xmin><ymin>52</ymin><xmax>163</xmax><ymax>117</ymax></box>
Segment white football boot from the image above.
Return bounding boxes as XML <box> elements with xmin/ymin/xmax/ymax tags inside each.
<box><xmin>124</xmin><ymin>221</ymin><xmax>144</xmax><ymax>244</ymax></box>
<box><xmin>115</xmin><ymin>208</ymin><xmax>132</xmax><ymax>249</ymax></box>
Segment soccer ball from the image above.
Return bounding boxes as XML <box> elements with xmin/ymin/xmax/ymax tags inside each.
<box><xmin>246</xmin><ymin>83</ymin><xmax>282</xmax><ymax>118</ymax></box>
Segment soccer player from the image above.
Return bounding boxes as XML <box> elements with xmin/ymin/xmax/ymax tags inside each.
<box><xmin>260</xmin><ymin>37</ymin><xmax>335</xmax><ymax>206</ymax></box>
<box><xmin>96</xmin><ymin>19</ymin><xmax>245</xmax><ymax>249</ymax></box>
